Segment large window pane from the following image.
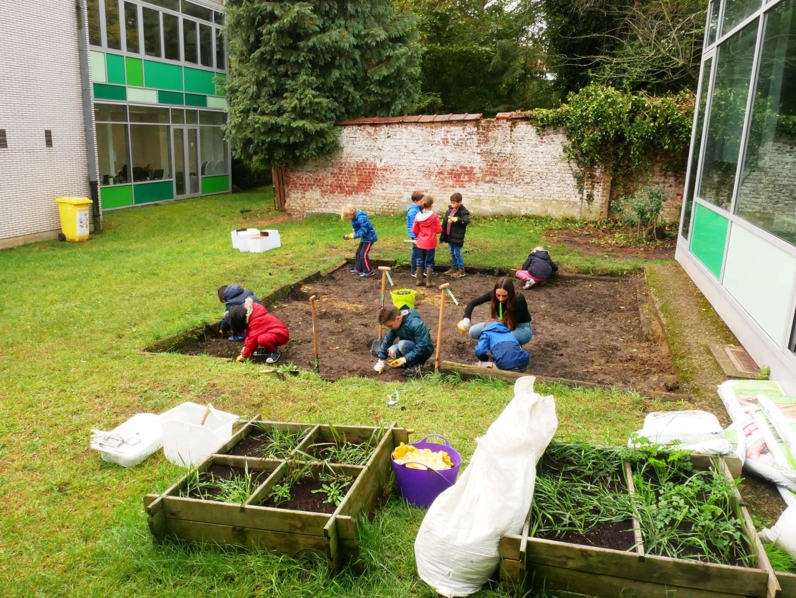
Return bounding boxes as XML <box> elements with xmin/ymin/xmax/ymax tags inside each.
<box><xmin>124</xmin><ymin>2</ymin><xmax>139</xmax><ymax>53</ymax></box>
<box><xmin>143</xmin><ymin>7</ymin><xmax>162</xmax><ymax>58</ymax></box>
<box><xmin>105</xmin><ymin>0</ymin><xmax>122</xmax><ymax>50</ymax></box>
<box><xmin>97</xmin><ymin>123</ymin><xmax>130</xmax><ymax>185</ymax></box>
<box><xmin>183</xmin><ymin>19</ymin><xmax>198</xmax><ymax>63</ymax></box>
<box><xmin>707</xmin><ymin>1</ymin><xmax>721</xmax><ymax>46</ymax></box>
<box><xmin>182</xmin><ymin>1</ymin><xmax>212</xmax><ymax>22</ymax></box>
<box><xmin>163</xmin><ymin>12</ymin><xmax>180</xmax><ymax>60</ymax></box>
<box><xmin>201</xmin><ymin>127</ymin><xmax>228</xmax><ymax>175</ymax></box>
<box><xmin>737</xmin><ymin>0</ymin><xmax>796</xmax><ymax>245</ymax></box>
<box><xmin>214</xmin><ymin>12</ymin><xmax>225</xmax><ymax>26</ymax></box>
<box><xmin>95</xmin><ymin>103</ymin><xmax>128</xmax><ymax>122</ymax></box>
<box><xmin>87</xmin><ymin>0</ymin><xmax>102</xmax><ymax>46</ymax></box>
<box><xmin>199</xmin><ymin>111</ymin><xmax>225</xmax><ymax>126</ymax></box>
<box><xmin>722</xmin><ymin>0</ymin><xmax>762</xmax><ymax>35</ymax></box>
<box><xmin>683</xmin><ymin>57</ymin><xmax>714</xmax><ymax>239</ymax></box>
<box><xmin>216</xmin><ymin>29</ymin><xmax>225</xmax><ymax>71</ymax></box>
<box><xmin>698</xmin><ymin>21</ymin><xmax>758</xmax><ymax>210</ymax></box>
<box><xmin>199</xmin><ymin>23</ymin><xmax>213</xmax><ymax>67</ymax></box>
<box><xmin>145</xmin><ymin>0</ymin><xmax>178</xmax><ymax>10</ymax></box>
<box><xmin>130</xmin><ymin>125</ymin><xmax>172</xmax><ymax>180</ymax></box>
<box><xmin>129</xmin><ymin>106</ymin><xmax>170</xmax><ymax>123</ymax></box>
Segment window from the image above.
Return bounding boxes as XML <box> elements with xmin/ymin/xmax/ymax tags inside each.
<box><xmin>183</xmin><ymin>19</ymin><xmax>198</xmax><ymax>63</ymax></box>
<box><xmin>45</xmin><ymin>130</ymin><xmax>53</xmax><ymax>147</ymax></box>
<box><xmin>143</xmin><ymin>7</ymin><xmax>162</xmax><ymax>57</ymax></box>
<box><xmin>683</xmin><ymin>57</ymin><xmax>714</xmax><ymax>239</ymax></box>
<box><xmin>199</xmin><ymin>111</ymin><xmax>225</xmax><ymax>126</ymax></box>
<box><xmin>698</xmin><ymin>21</ymin><xmax>759</xmax><ymax>210</ymax></box>
<box><xmin>163</xmin><ymin>12</ymin><xmax>180</xmax><ymax>60</ymax></box>
<box><xmin>722</xmin><ymin>0</ymin><xmax>762</xmax><ymax>36</ymax></box>
<box><xmin>130</xmin><ymin>125</ymin><xmax>172</xmax><ymax>180</ymax></box>
<box><xmin>97</xmin><ymin>123</ymin><xmax>130</xmax><ymax>185</ymax></box>
<box><xmin>182</xmin><ymin>1</ymin><xmax>212</xmax><ymax>22</ymax></box>
<box><xmin>216</xmin><ymin>29</ymin><xmax>225</xmax><ymax>71</ymax></box>
<box><xmin>736</xmin><ymin>0</ymin><xmax>796</xmax><ymax>245</ymax></box>
<box><xmin>95</xmin><ymin>103</ymin><xmax>128</xmax><ymax>122</ymax></box>
<box><xmin>145</xmin><ymin>0</ymin><xmax>178</xmax><ymax>10</ymax></box>
<box><xmin>199</xmin><ymin>23</ymin><xmax>213</xmax><ymax>67</ymax></box>
<box><xmin>214</xmin><ymin>11</ymin><xmax>224</xmax><ymax>26</ymax></box>
<box><xmin>125</xmin><ymin>2</ymin><xmax>139</xmax><ymax>53</ymax></box>
<box><xmin>200</xmin><ymin>127</ymin><xmax>228</xmax><ymax>175</ymax></box>
<box><xmin>186</xmin><ymin>109</ymin><xmax>198</xmax><ymax>124</ymax></box>
<box><xmin>129</xmin><ymin>106</ymin><xmax>170</xmax><ymax>123</ymax></box>
<box><xmin>707</xmin><ymin>0</ymin><xmax>721</xmax><ymax>46</ymax></box>
<box><xmin>87</xmin><ymin>0</ymin><xmax>102</xmax><ymax>46</ymax></box>
<box><xmin>0</xmin><ymin>129</ymin><xmax>7</xmax><ymax>149</ymax></box>
<box><xmin>172</xmin><ymin>108</ymin><xmax>185</xmax><ymax>124</ymax></box>
<box><xmin>105</xmin><ymin>0</ymin><xmax>122</xmax><ymax>50</ymax></box>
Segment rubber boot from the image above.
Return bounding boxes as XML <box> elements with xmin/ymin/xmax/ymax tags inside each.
<box><xmin>425</xmin><ymin>267</ymin><xmax>434</xmax><ymax>288</ymax></box>
<box><xmin>416</xmin><ymin>269</ymin><xmax>425</xmax><ymax>287</ymax></box>
<box><xmin>443</xmin><ymin>267</ymin><xmax>457</xmax><ymax>276</ymax></box>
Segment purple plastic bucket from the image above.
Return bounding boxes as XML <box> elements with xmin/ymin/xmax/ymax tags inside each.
<box><xmin>391</xmin><ymin>434</ymin><xmax>462</xmax><ymax>508</ymax></box>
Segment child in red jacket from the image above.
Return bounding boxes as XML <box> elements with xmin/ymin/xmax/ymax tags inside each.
<box><xmin>229</xmin><ymin>298</ymin><xmax>290</xmax><ymax>364</ymax></box>
<box><xmin>411</xmin><ymin>195</ymin><xmax>442</xmax><ymax>288</ymax></box>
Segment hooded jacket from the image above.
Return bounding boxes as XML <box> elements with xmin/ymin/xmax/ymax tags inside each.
<box><xmin>221</xmin><ymin>285</ymin><xmax>263</xmax><ymax>332</ymax></box>
<box><xmin>406</xmin><ymin>202</ymin><xmax>421</xmax><ymax>240</ymax></box>
<box><xmin>378</xmin><ymin>308</ymin><xmax>434</xmax><ymax>365</ymax></box>
<box><xmin>412</xmin><ymin>210</ymin><xmax>442</xmax><ymax>250</ymax></box>
<box><xmin>475</xmin><ymin>322</ymin><xmax>530</xmax><ymax>370</ymax></box>
<box><xmin>351</xmin><ymin>209</ymin><xmax>378</xmax><ymax>244</ymax></box>
<box><xmin>521</xmin><ymin>250</ymin><xmax>558</xmax><ymax>280</ymax></box>
<box><xmin>440</xmin><ymin>204</ymin><xmax>470</xmax><ymax>247</ymax></box>
<box><xmin>241</xmin><ymin>300</ymin><xmax>290</xmax><ymax>358</ymax></box>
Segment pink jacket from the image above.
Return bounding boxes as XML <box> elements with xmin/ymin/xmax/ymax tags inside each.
<box><xmin>412</xmin><ymin>210</ymin><xmax>442</xmax><ymax>250</ymax></box>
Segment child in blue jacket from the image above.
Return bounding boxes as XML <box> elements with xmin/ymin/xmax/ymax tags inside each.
<box><xmin>475</xmin><ymin>320</ymin><xmax>530</xmax><ymax>370</ymax></box>
<box><xmin>341</xmin><ymin>204</ymin><xmax>378</xmax><ymax>278</ymax></box>
<box><xmin>406</xmin><ymin>191</ymin><xmax>424</xmax><ymax>277</ymax></box>
<box><xmin>218</xmin><ymin>284</ymin><xmax>263</xmax><ymax>341</ymax></box>
<box><xmin>373</xmin><ymin>306</ymin><xmax>434</xmax><ymax>377</ymax></box>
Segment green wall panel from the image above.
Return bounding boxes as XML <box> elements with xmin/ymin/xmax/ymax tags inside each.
<box><xmin>101</xmin><ymin>185</ymin><xmax>133</xmax><ymax>209</ymax></box>
<box><xmin>215</xmin><ymin>73</ymin><xmax>226</xmax><ymax>96</ymax></box>
<box><xmin>106</xmin><ymin>54</ymin><xmax>125</xmax><ymax>84</ymax></box>
<box><xmin>144</xmin><ymin>60</ymin><xmax>183</xmax><ymax>91</ymax></box>
<box><xmin>158</xmin><ymin>91</ymin><xmax>184</xmax><ymax>105</ymax></box>
<box><xmin>201</xmin><ymin>175</ymin><xmax>230</xmax><ymax>195</ymax></box>
<box><xmin>689</xmin><ymin>203</ymin><xmax>729</xmax><ymax>279</ymax></box>
<box><xmin>93</xmin><ymin>83</ymin><xmax>126</xmax><ymax>101</ymax></box>
<box><xmin>185</xmin><ymin>93</ymin><xmax>207</xmax><ymax>107</ymax></box>
<box><xmin>126</xmin><ymin>57</ymin><xmax>144</xmax><ymax>87</ymax></box>
<box><xmin>184</xmin><ymin>67</ymin><xmax>216</xmax><ymax>95</ymax></box>
<box><xmin>134</xmin><ymin>181</ymin><xmax>174</xmax><ymax>205</ymax></box>
<box><xmin>90</xmin><ymin>51</ymin><xmax>106</xmax><ymax>83</ymax></box>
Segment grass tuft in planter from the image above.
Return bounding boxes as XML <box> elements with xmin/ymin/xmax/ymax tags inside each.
<box><xmin>179</xmin><ymin>463</ymin><xmax>267</xmax><ymax>505</ymax></box>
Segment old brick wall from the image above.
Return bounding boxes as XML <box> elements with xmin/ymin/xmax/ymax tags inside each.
<box><xmin>284</xmin><ymin>119</ymin><xmax>615</xmax><ymax>220</ymax></box>
<box><xmin>609</xmin><ymin>161</ymin><xmax>686</xmax><ymax>223</ymax></box>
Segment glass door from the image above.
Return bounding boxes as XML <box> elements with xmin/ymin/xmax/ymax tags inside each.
<box><xmin>172</xmin><ymin>126</ymin><xmax>201</xmax><ymax>198</ymax></box>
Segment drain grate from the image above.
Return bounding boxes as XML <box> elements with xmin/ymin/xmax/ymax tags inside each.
<box><xmin>725</xmin><ymin>346</ymin><xmax>759</xmax><ymax>374</ymax></box>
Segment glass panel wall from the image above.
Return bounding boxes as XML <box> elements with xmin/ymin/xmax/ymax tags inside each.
<box><xmin>87</xmin><ymin>0</ymin><xmax>102</xmax><ymax>46</ymax></box>
<box><xmin>146</xmin><ymin>0</ymin><xmax>178</xmax><ymax>10</ymax></box>
<box><xmin>199</xmin><ymin>23</ymin><xmax>213</xmax><ymax>67</ymax></box>
<box><xmin>736</xmin><ymin>0</ymin><xmax>796</xmax><ymax>244</ymax></box>
<box><xmin>105</xmin><ymin>0</ymin><xmax>122</xmax><ymax>50</ymax></box>
<box><xmin>200</xmin><ymin>126</ymin><xmax>228</xmax><ymax>175</ymax></box>
<box><xmin>129</xmin><ymin>106</ymin><xmax>170</xmax><ymax>123</ymax></box>
<box><xmin>143</xmin><ymin>6</ymin><xmax>161</xmax><ymax>57</ymax></box>
<box><xmin>163</xmin><ymin>12</ymin><xmax>180</xmax><ymax>60</ymax></box>
<box><xmin>124</xmin><ymin>2</ymin><xmax>139</xmax><ymax>53</ymax></box>
<box><xmin>97</xmin><ymin>123</ymin><xmax>130</xmax><ymax>185</ymax></box>
<box><xmin>216</xmin><ymin>30</ymin><xmax>225</xmax><ymax>71</ymax></box>
<box><xmin>183</xmin><ymin>19</ymin><xmax>197</xmax><ymax>63</ymax></box>
<box><xmin>683</xmin><ymin>57</ymin><xmax>715</xmax><ymax>239</ymax></box>
<box><xmin>723</xmin><ymin>0</ymin><xmax>763</xmax><ymax>34</ymax></box>
<box><xmin>130</xmin><ymin>125</ymin><xmax>172</xmax><ymax>180</ymax></box>
<box><xmin>95</xmin><ymin>103</ymin><xmax>128</xmax><ymax>121</ymax></box>
<box><xmin>182</xmin><ymin>0</ymin><xmax>212</xmax><ymax>22</ymax></box>
<box><xmin>698</xmin><ymin>21</ymin><xmax>759</xmax><ymax>210</ymax></box>
<box><xmin>708</xmin><ymin>1</ymin><xmax>721</xmax><ymax>46</ymax></box>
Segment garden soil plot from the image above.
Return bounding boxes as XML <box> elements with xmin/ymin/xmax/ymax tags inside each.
<box><xmin>179</xmin><ymin>268</ymin><xmax>676</xmax><ymax>391</ymax></box>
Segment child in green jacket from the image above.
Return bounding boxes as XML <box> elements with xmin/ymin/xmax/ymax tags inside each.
<box><xmin>373</xmin><ymin>306</ymin><xmax>434</xmax><ymax>377</ymax></box>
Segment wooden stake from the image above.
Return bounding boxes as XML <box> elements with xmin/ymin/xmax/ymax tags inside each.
<box><xmin>309</xmin><ymin>295</ymin><xmax>319</xmax><ymax>373</ymax></box>
<box><xmin>435</xmin><ymin>283</ymin><xmax>450</xmax><ymax>371</ymax></box>
<box><xmin>375</xmin><ymin>266</ymin><xmax>391</xmax><ymax>345</ymax></box>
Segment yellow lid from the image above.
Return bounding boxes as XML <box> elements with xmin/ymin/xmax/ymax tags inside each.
<box><xmin>55</xmin><ymin>196</ymin><xmax>93</xmax><ymax>205</ymax></box>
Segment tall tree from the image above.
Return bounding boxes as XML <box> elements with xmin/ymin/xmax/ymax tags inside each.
<box><xmin>225</xmin><ymin>0</ymin><xmax>422</xmax><ymax>168</ymax></box>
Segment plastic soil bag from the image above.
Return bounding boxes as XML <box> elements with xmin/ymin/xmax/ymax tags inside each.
<box><xmin>759</xmin><ymin>505</ymin><xmax>796</xmax><ymax>560</ymax></box>
<box><xmin>414</xmin><ymin>376</ymin><xmax>557</xmax><ymax>597</ymax></box>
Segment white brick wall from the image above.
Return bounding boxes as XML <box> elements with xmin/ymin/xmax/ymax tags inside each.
<box><xmin>0</xmin><ymin>1</ymin><xmax>91</xmax><ymax>244</ymax></box>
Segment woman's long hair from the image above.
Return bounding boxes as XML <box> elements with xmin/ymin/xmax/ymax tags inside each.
<box><xmin>490</xmin><ymin>277</ymin><xmax>516</xmax><ymax>330</ymax></box>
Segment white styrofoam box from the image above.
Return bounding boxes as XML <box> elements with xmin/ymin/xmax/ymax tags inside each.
<box><xmin>90</xmin><ymin>413</ymin><xmax>164</xmax><ymax>467</ymax></box>
<box><xmin>161</xmin><ymin>402</ymin><xmax>239</xmax><ymax>467</ymax></box>
<box><xmin>232</xmin><ymin>228</ymin><xmax>260</xmax><ymax>251</ymax></box>
<box><xmin>249</xmin><ymin>230</ymin><xmax>281</xmax><ymax>253</ymax></box>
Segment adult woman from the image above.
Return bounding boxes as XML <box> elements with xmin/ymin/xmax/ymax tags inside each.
<box><xmin>457</xmin><ymin>277</ymin><xmax>532</xmax><ymax>345</ymax></box>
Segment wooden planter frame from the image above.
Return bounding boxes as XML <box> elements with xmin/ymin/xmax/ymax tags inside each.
<box><xmin>499</xmin><ymin>454</ymin><xmax>782</xmax><ymax>598</ymax></box>
<box><xmin>144</xmin><ymin>418</ymin><xmax>409</xmax><ymax>572</ymax></box>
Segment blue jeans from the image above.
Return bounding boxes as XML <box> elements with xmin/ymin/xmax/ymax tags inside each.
<box><xmin>416</xmin><ymin>248</ymin><xmax>436</xmax><ymax>269</ymax></box>
<box><xmin>469</xmin><ymin>321</ymin><xmax>533</xmax><ymax>346</ymax></box>
<box><xmin>449</xmin><ymin>244</ymin><xmax>464</xmax><ymax>270</ymax></box>
<box><xmin>386</xmin><ymin>340</ymin><xmax>415</xmax><ymax>363</ymax></box>
<box><xmin>410</xmin><ymin>244</ymin><xmax>420</xmax><ymax>274</ymax></box>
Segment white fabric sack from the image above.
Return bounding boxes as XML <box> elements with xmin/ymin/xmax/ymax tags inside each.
<box><xmin>414</xmin><ymin>376</ymin><xmax>558</xmax><ymax>597</ymax></box>
<box><xmin>627</xmin><ymin>410</ymin><xmax>734</xmax><ymax>455</ymax></box>
<box><xmin>758</xmin><ymin>504</ymin><xmax>796</xmax><ymax>559</ymax></box>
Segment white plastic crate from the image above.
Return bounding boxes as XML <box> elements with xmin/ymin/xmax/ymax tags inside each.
<box><xmin>90</xmin><ymin>413</ymin><xmax>164</xmax><ymax>467</ymax></box>
<box><xmin>249</xmin><ymin>230</ymin><xmax>281</xmax><ymax>253</ymax></box>
<box><xmin>231</xmin><ymin>228</ymin><xmax>260</xmax><ymax>251</ymax></box>
<box><xmin>160</xmin><ymin>402</ymin><xmax>239</xmax><ymax>467</ymax></box>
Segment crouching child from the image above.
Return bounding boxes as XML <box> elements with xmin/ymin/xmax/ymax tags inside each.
<box><xmin>229</xmin><ymin>297</ymin><xmax>290</xmax><ymax>364</ymax></box>
<box><xmin>474</xmin><ymin>320</ymin><xmax>530</xmax><ymax>371</ymax></box>
<box><xmin>218</xmin><ymin>284</ymin><xmax>263</xmax><ymax>341</ymax></box>
<box><xmin>515</xmin><ymin>246</ymin><xmax>558</xmax><ymax>289</ymax></box>
<box><xmin>373</xmin><ymin>306</ymin><xmax>434</xmax><ymax>377</ymax></box>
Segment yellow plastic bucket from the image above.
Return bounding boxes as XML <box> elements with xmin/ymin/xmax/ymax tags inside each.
<box><xmin>55</xmin><ymin>197</ymin><xmax>93</xmax><ymax>242</ymax></box>
<box><xmin>391</xmin><ymin>289</ymin><xmax>416</xmax><ymax>309</ymax></box>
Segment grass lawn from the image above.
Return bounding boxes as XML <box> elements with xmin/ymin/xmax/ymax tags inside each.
<box><xmin>0</xmin><ymin>189</ymin><xmax>682</xmax><ymax>596</ymax></box>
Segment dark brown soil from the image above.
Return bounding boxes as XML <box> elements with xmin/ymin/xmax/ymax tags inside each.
<box><xmin>226</xmin><ymin>428</ymin><xmax>309</xmax><ymax>459</ymax></box>
<box><xmin>174</xmin><ymin>267</ymin><xmax>677</xmax><ymax>392</ymax></box>
<box><xmin>740</xmin><ymin>475</ymin><xmax>788</xmax><ymax>530</ymax></box>
<box><xmin>186</xmin><ymin>464</ymin><xmax>273</xmax><ymax>501</ymax></box>
<box><xmin>544</xmin><ymin>223</ymin><xmax>676</xmax><ymax>260</ymax></box>
<box><xmin>536</xmin><ymin>519</ymin><xmax>637</xmax><ymax>552</ymax></box>
<box><xmin>261</xmin><ymin>476</ymin><xmax>351</xmax><ymax>514</ymax></box>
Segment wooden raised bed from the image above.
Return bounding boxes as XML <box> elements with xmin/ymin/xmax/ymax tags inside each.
<box><xmin>499</xmin><ymin>454</ymin><xmax>781</xmax><ymax>598</ymax></box>
<box><xmin>144</xmin><ymin>418</ymin><xmax>409</xmax><ymax>572</ymax></box>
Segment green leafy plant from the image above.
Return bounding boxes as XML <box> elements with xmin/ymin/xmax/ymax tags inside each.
<box><xmin>765</xmin><ymin>542</ymin><xmax>796</xmax><ymax>573</ymax></box>
<box><xmin>311</xmin><ymin>474</ymin><xmax>352</xmax><ymax>507</ymax></box>
<box><xmin>758</xmin><ymin>365</ymin><xmax>771</xmax><ymax>380</ymax></box>
<box><xmin>253</xmin><ymin>427</ymin><xmax>309</xmax><ymax>459</ymax></box>
<box><xmin>611</xmin><ymin>185</ymin><xmax>667</xmax><ymax>244</ymax></box>
<box><xmin>267</xmin><ymin>460</ymin><xmax>314</xmax><ymax>506</ymax></box>
<box><xmin>306</xmin><ymin>424</ymin><xmax>386</xmax><ymax>466</ymax></box>
<box><xmin>178</xmin><ymin>464</ymin><xmax>261</xmax><ymax>505</ymax></box>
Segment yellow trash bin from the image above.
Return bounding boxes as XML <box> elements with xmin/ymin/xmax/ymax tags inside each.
<box><xmin>55</xmin><ymin>197</ymin><xmax>93</xmax><ymax>242</ymax></box>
